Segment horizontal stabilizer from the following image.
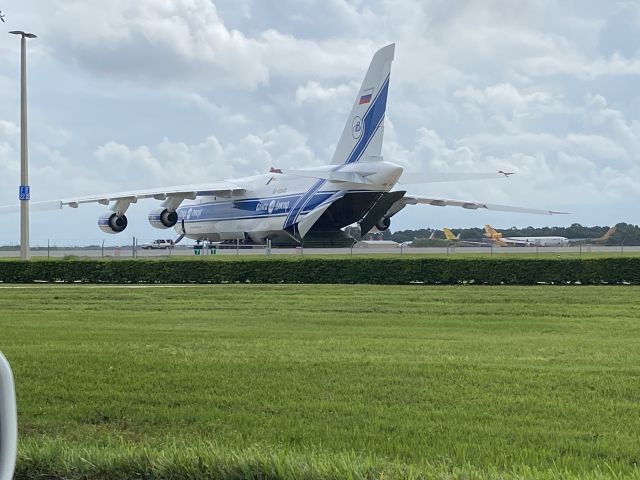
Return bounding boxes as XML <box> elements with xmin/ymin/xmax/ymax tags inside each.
<box><xmin>271</xmin><ymin>165</ymin><xmax>376</xmax><ymax>185</ymax></box>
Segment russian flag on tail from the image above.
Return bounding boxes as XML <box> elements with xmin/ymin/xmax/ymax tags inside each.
<box><xmin>359</xmin><ymin>88</ymin><xmax>373</xmax><ymax>104</ymax></box>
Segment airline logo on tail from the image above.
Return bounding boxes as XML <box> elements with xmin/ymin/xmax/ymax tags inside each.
<box><xmin>352</xmin><ymin>116</ymin><xmax>363</xmax><ymax>139</ymax></box>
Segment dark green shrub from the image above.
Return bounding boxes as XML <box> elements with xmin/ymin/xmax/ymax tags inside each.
<box><xmin>0</xmin><ymin>258</ymin><xmax>639</xmax><ymax>284</ymax></box>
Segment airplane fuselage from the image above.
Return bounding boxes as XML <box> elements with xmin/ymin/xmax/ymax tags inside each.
<box><xmin>175</xmin><ymin>161</ymin><xmax>403</xmax><ymax>244</ymax></box>
<box><xmin>503</xmin><ymin>236</ymin><xmax>569</xmax><ymax>247</ymax></box>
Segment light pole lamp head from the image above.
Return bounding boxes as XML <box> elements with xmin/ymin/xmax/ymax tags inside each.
<box><xmin>9</xmin><ymin>31</ymin><xmax>37</xmax><ymax>38</ymax></box>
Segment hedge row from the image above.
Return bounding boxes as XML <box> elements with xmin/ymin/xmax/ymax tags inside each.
<box><xmin>0</xmin><ymin>258</ymin><xmax>639</xmax><ymax>284</ymax></box>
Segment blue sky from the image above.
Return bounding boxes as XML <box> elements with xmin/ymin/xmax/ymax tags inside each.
<box><xmin>0</xmin><ymin>0</ymin><xmax>639</xmax><ymax>245</ymax></box>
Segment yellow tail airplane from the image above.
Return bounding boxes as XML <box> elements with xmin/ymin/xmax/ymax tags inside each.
<box><xmin>442</xmin><ymin>227</ymin><xmax>460</xmax><ymax>241</ymax></box>
<box><xmin>484</xmin><ymin>224</ymin><xmax>616</xmax><ymax>247</ymax></box>
<box><xmin>441</xmin><ymin>228</ymin><xmax>486</xmax><ymax>246</ymax></box>
<box><xmin>483</xmin><ymin>225</ymin><xmax>508</xmax><ymax>246</ymax></box>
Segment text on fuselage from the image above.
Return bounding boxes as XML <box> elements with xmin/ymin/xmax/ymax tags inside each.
<box><xmin>256</xmin><ymin>199</ymin><xmax>290</xmax><ymax>214</ymax></box>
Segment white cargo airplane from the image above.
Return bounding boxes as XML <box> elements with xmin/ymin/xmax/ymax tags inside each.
<box><xmin>2</xmin><ymin>44</ymin><xmax>566</xmax><ymax>245</ymax></box>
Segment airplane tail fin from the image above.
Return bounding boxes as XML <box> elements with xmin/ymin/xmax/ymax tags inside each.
<box><xmin>596</xmin><ymin>225</ymin><xmax>617</xmax><ymax>243</ymax></box>
<box><xmin>331</xmin><ymin>44</ymin><xmax>394</xmax><ymax>165</ymax></box>
<box><xmin>443</xmin><ymin>228</ymin><xmax>459</xmax><ymax>241</ymax></box>
<box><xmin>484</xmin><ymin>224</ymin><xmax>501</xmax><ymax>239</ymax></box>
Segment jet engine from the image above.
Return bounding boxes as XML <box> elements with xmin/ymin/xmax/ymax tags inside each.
<box><xmin>376</xmin><ymin>217</ymin><xmax>391</xmax><ymax>231</ymax></box>
<box><xmin>98</xmin><ymin>212</ymin><xmax>128</xmax><ymax>234</ymax></box>
<box><xmin>148</xmin><ymin>208</ymin><xmax>178</xmax><ymax>229</ymax></box>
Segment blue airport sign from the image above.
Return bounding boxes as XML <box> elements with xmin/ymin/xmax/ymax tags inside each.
<box><xmin>19</xmin><ymin>185</ymin><xmax>30</xmax><ymax>201</ymax></box>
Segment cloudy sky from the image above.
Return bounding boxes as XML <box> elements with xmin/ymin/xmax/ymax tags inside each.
<box><xmin>0</xmin><ymin>0</ymin><xmax>639</xmax><ymax>245</ymax></box>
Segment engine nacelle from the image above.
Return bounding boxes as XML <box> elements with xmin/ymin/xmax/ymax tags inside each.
<box><xmin>376</xmin><ymin>217</ymin><xmax>391</xmax><ymax>231</ymax></box>
<box><xmin>98</xmin><ymin>212</ymin><xmax>128</xmax><ymax>234</ymax></box>
<box><xmin>148</xmin><ymin>208</ymin><xmax>178</xmax><ymax>229</ymax></box>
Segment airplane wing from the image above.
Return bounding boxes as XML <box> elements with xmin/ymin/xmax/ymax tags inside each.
<box><xmin>397</xmin><ymin>171</ymin><xmax>514</xmax><ymax>184</ymax></box>
<box><xmin>0</xmin><ymin>181</ymin><xmax>246</xmax><ymax>213</ymax></box>
<box><xmin>403</xmin><ymin>195</ymin><xmax>569</xmax><ymax>215</ymax></box>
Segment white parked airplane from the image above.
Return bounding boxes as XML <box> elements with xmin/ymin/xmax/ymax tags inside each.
<box><xmin>1</xmin><ymin>44</ymin><xmax>566</xmax><ymax>245</ymax></box>
<box><xmin>484</xmin><ymin>224</ymin><xmax>570</xmax><ymax>247</ymax></box>
<box><xmin>484</xmin><ymin>224</ymin><xmax>615</xmax><ymax>247</ymax></box>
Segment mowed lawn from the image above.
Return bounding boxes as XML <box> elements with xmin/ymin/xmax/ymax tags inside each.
<box><xmin>1</xmin><ymin>285</ymin><xmax>640</xmax><ymax>479</ymax></box>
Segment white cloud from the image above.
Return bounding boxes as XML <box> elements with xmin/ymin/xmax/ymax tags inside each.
<box><xmin>0</xmin><ymin>120</ymin><xmax>19</xmax><ymax>141</ymax></box>
<box><xmin>74</xmin><ymin>125</ymin><xmax>319</xmax><ymax>192</ymax></box>
<box><xmin>30</xmin><ymin>0</ymin><xmax>379</xmax><ymax>91</ymax></box>
<box><xmin>455</xmin><ymin>83</ymin><xmax>567</xmax><ymax>118</ymax></box>
<box><xmin>171</xmin><ymin>92</ymin><xmax>249</xmax><ymax>125</ymax></box>
<box><xmin>45</xmin><ymin>0</ymin><xmax>268</xmax><ymax>89</ymax></box>
<box><xmin>295</xmin><ymin>81</ymin><xmax>356</xmax><ymax>105</ymax></box>
<box><xmin>0</xmin><ymin>121</ymin><xmax>19</xmax><ymax>181</ymax></box>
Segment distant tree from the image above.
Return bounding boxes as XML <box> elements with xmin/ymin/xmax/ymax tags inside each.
<box><xmin>608</xmin><ymin>223</ymin><xmax>640</xmax><ymax>245</ymax></box>
<box><xmin>382</xmin><ymin>222</ymin><xmax>640</xmax><ymax>245</ymax></box>
<box><xmin>390</xmin><ymin>228</ymin><xmax>436</xmax><ymax>242</ymax></box>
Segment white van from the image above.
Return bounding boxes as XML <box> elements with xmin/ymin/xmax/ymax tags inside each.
<box><xmin>142</xmin><ymin>239</ymin><xmax>175</xmax><ymax>249</ymax></box>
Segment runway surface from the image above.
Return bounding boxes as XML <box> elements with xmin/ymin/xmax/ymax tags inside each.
<box><xmin>1</xmin><ymin>244</ymin><xmax>638</xmax><ymax>258</ymax></box>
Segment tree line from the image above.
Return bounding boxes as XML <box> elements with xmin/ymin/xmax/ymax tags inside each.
<box><xmin>372</xmin><ymin>223</ymin><xmax>640</xmax><ymax>246</ymax></box>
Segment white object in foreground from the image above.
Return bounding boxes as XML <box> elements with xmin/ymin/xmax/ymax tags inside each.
<box><xmin>0</xmin><ymin>352</ymin><xmax>17</xmax><ymax>480</ymax></box>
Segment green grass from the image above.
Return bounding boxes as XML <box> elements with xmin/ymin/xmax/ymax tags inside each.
<box><xmin>2</xmin><ymin>285</ymin><xmax>640</xmax><ymax>479</ymax></box>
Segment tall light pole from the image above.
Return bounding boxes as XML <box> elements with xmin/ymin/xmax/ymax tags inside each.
<box><xmin>9</xmin><ymin>31</ymin><xmax>36</xmax><ymax>260</ymax></box>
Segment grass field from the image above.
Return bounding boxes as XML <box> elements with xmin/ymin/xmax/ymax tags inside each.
<box><xmin>1</xmin><ymin>285</ymin><xmax>640</xmax><ymax>479</ymax></box>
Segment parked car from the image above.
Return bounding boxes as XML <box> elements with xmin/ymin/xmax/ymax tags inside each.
<box><xmin>141</xmin><ymin>239</ymin><xmax>174</xmax><ymax>250</ymax></box>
